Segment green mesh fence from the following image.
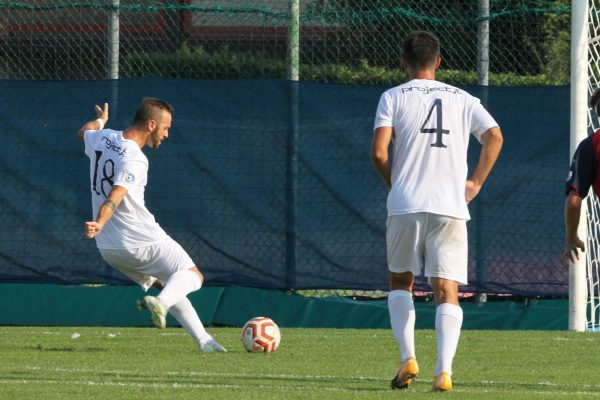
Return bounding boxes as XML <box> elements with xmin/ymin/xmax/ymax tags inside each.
<box><xmin>0</xmin><ymin>0</ymin><xmax>570</xmax><ymax>84</ymax></box>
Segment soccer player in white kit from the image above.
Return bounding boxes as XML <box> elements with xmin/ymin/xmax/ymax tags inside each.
<box><xmin>371</xmin><ymin>32</ymin><xmax>503</xmax><ymax>391</ymax></box>
<box><xmin>77</xmin><ymin>98</ymin><xmax>226</xmax><ymax>352</ymax></box>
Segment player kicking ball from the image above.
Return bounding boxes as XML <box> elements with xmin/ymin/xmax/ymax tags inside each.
<box><xmin>78</xmin><ymin>98</ymin><xmax>226</xmax><ymax>353</ymax></box>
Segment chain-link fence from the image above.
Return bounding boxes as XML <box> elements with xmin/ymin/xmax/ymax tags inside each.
<box><xmin>0</xmin><ymin>1</ymin><xmax>570</xmax><ymax>84</ymax></box>
<box><xmin>0</xmin><ymin>1</ymin><xmax>573</xmax><ymax>299</ymax></box>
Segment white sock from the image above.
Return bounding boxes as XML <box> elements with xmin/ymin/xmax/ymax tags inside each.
<box><xmin>168</xmin><ymin>297</ymin><xmax>212</xmax><ymax>345</ymax></box>
<box><xmin>157</xmin><ymin>269</ymin><xmax>202</xmax><ymax>310</ymax></box>
<box><xmin>434</xmin><ymin>303</ymin><xmax>463</xmax><ymax>376</ymax></box>
<box><xmin>388</xmin><ymin>290</ymin><xmax>416</xmax><ymax>363</ymax></box>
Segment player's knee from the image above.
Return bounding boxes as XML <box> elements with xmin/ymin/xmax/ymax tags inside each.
<box><xmin>189</xmin><ymin>266</ymin><xmax>204</xmax><ymax>283</ymax></box>
<box><xmin>432</xmin><ymin>279</ymin><xmax>459</xmax><ymax>305</ymax></box>
<box><xmin>434</xmin><ymin>291</ymin><xmax>456</xmax><ymax>305</ymax></box>
<box><xmin>389</xmin><ymin>271</ymin><xmax>414</xmax><ymax>292</ymax></box>
<box><xmin>152</xmin><ymin>280</ymin><xmax>164</xmax><ymax>290</ymax></box>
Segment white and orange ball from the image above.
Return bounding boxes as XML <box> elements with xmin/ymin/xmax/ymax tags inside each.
<box><xmin>241</xmin><ymin>316</ymin><xmax>281</xmax><ymax>353</ymax></box>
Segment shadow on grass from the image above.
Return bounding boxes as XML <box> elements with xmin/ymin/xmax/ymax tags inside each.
<box><xmin>31</xmin><ymin>344</ymin><xmax>106</xmax><ymax>352</ymax></box>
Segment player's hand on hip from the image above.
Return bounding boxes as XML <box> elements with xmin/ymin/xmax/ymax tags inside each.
<box><xmin>465</xmin><ymin>180</ymin><xmax>481</xmax><ymax>204</ymax></box>
<box><xmin>95</xmin><ymin>103</ymin><xmax>109</xmax><ymax>124</ymax></box>
<box><xmin>563</xmin><ymin>237</ymin><xmax>585</xmax><ymax>265</ymax></box>
<box><xmin>84</xmin><ymin>221</ymin><xmax>102</xmax><ymax>239</ymax></box>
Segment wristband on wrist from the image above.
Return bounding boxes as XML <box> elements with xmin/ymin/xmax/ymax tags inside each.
<box><xmin>95</xmin><ymin>118</ymin><xmax>105</xmax><ymax>130</ymax></box>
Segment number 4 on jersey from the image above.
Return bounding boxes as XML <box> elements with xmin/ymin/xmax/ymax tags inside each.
<box><xmin>420</xmin><ymin>99</ymin><xmax>450</xmax><ymax>148</ymax></box>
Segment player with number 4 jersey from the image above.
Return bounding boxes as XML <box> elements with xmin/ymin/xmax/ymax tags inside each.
<box><xmin>374</xmin><ymin>80</ymin><xmax>498</xmax><ymax>220</ymax></box>
<box><xmin>77</xmin><ymin>98</ymin><xmax>226</xmax><ymax>353</ymax></box>
<box><xmin>371</xmin><ymin>31</ymin><xmax>503</xmax><ymax>392</ymax></box>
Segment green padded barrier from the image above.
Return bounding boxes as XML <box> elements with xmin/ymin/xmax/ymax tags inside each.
<box><xmin>0</xmin><ymin>285</ymin><xmax>568</xmax><ymax>330</ymax></box>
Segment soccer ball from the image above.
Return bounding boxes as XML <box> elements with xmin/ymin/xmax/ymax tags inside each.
<box><xmin>241</xmin><ymin>316</ymin><xmax>281</xmax><ymax>353</ymax></box>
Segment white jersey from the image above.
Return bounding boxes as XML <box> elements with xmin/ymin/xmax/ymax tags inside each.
<box><xmin>84</xmin><ymin>129</ymin><xmax>168</xmax><ymax>249</ymax></box>
<box><xmin>374</xmin><ymin>79</ymin><xmax>498</xmax><ymax>220</ymax></box>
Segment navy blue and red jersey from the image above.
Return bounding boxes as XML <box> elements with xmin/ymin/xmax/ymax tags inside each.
<box><xmin>566</xmin><ymin>130</ymin><xmax>600</xmax><ymax>198</ymax></box>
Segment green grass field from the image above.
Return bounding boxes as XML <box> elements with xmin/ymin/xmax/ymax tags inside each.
<box><xmin>0</xmin><ymin>326</ymin><xmax>598</xmax><ymax>399</ymax></box>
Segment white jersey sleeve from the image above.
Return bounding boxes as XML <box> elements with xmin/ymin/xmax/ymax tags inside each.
<box><xmin>469</xmin><ymin>100</ymin><xmax>498</xmax><ymax>143</ymax></box>
<box><xmin>83</xmin><ymin>129</ymin><xmax>101</xmax><ymax>158</ymax></box>
<box><xmin>113</xmin><ymin>159</ymin><xmax>147</xmax><ymax>193</ymax></box>
<box><xmin>374</xmin><ymin>91</ymin><xmax>394</xmax><ymax>129</ymax></box>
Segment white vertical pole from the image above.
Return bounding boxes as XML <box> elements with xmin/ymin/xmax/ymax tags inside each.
<box><xmin>477</xmin><ymin>0</ymin><xmax>489</xmax><ymax>86</ymax></box>
<box><xmin>569</xmin><ymin>0</ymin><xmax>588</xmax><ymax>332</ymax></box>
<box><xmin>108</xmin><ymin>0</ymin><xmax>120</xmax><ymax>79</ymax></box>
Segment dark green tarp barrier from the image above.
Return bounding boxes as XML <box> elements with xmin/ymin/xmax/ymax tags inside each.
<box><xmin>0</xmin><ymin>285</ymin><xmax>567</xmax><ymax>330</ymax></box>
<box><xmin>0</xmin><ymin>79</ymin><xmax>568</xmax><ymax>296</ymax></box>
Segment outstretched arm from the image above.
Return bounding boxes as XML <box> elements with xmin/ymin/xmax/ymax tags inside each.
<box><xmin>465</xmin><ymin>126</ymin><xmax>503</xmax><ymax>203</ymax></box>
<box><xmin>77</xmin><ymin>103</ymin><xmax>109</xmax><ymax>142</ymax></box>
<box><xmin>84</xmin><ymin>185</ymin><xmax>128</xmax><ymax>239</ymax></box>
<box><xmin>564</xmin><ymin>189</ymin><xmax>585</xmax><ymax>264</ymax></box>
<box><xmin>370</xmin><ymin>126</ymin><xmax>394</xmax><ymax>190</ymax></box>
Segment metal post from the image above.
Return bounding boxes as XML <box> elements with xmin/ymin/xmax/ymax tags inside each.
<box><xmin>477</xmin><ymin>0</ymin><xmax>489</xmax><ymax>86</ymax></box>
<box><xmin>108</xmin><ymin>0</ymin><xmax>120</xmax><ymax>79</ymax></box>
<box><xmin>285</xmin><ymin>0</ymin><xmax>300</xmax><ymax>289</ymax></box>
<box><xmin>287</xmin><ymin>0</ymin><xmax>300</xmax><ymax>81</ymax></box>
<box><xmin>475</xmin><ymin>1</ymin><xmax>490</xmax><ymax>297</ymax></box>
<box><xmin>108</xmin><ymin>0</ymin><xmax>120</xmax><ymax>123</ymax></box>
<box><xmin>285</xmin><ymin>82</ymin><xmax>299</xmax><ymax>290</ymax></box>
<box><xmin>569</xmin><ymin>0</ymin><xmax>589</xmax><ymax>332</ymax></box>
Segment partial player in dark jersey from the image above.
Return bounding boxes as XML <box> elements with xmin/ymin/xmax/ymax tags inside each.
<box><xmin>564</xmin><ymin>89</ymin><xmax>600</xmax><ymax>264</ymax></box>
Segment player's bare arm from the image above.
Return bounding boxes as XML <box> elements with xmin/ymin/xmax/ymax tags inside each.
<box><xmin>465</xmin><ymin>126</ymin><xmax>503</xmax><ymax>203</ymax></box>
<box><xmin>371</xmin><ymin>126</ymin><xmax>394</xmax><ymax>190</ymax></box>
<box><xmin>84</xmin><ymin>184</ymin><xmax>128</xmax><ymax>239</ymax></box>
<box><xmin>77</xmin><ymin>103</ymin><xmax>109</xmax><ymax>142</ymax></box>
<box><xmin>564</xmin><ymin>189</ymin><xmax>585</xmax><ymax>264</ymax></box>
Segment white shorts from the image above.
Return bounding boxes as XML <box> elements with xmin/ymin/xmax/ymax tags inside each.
<box><xmin>99</xmin><ymin>237</ymin><xmax>196</xmax><ymax>291</ymax></box>
<box><xmin>386</xmin><ymin>213</ymin><xmax>468</xmax><ymax>285</ymax></box>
